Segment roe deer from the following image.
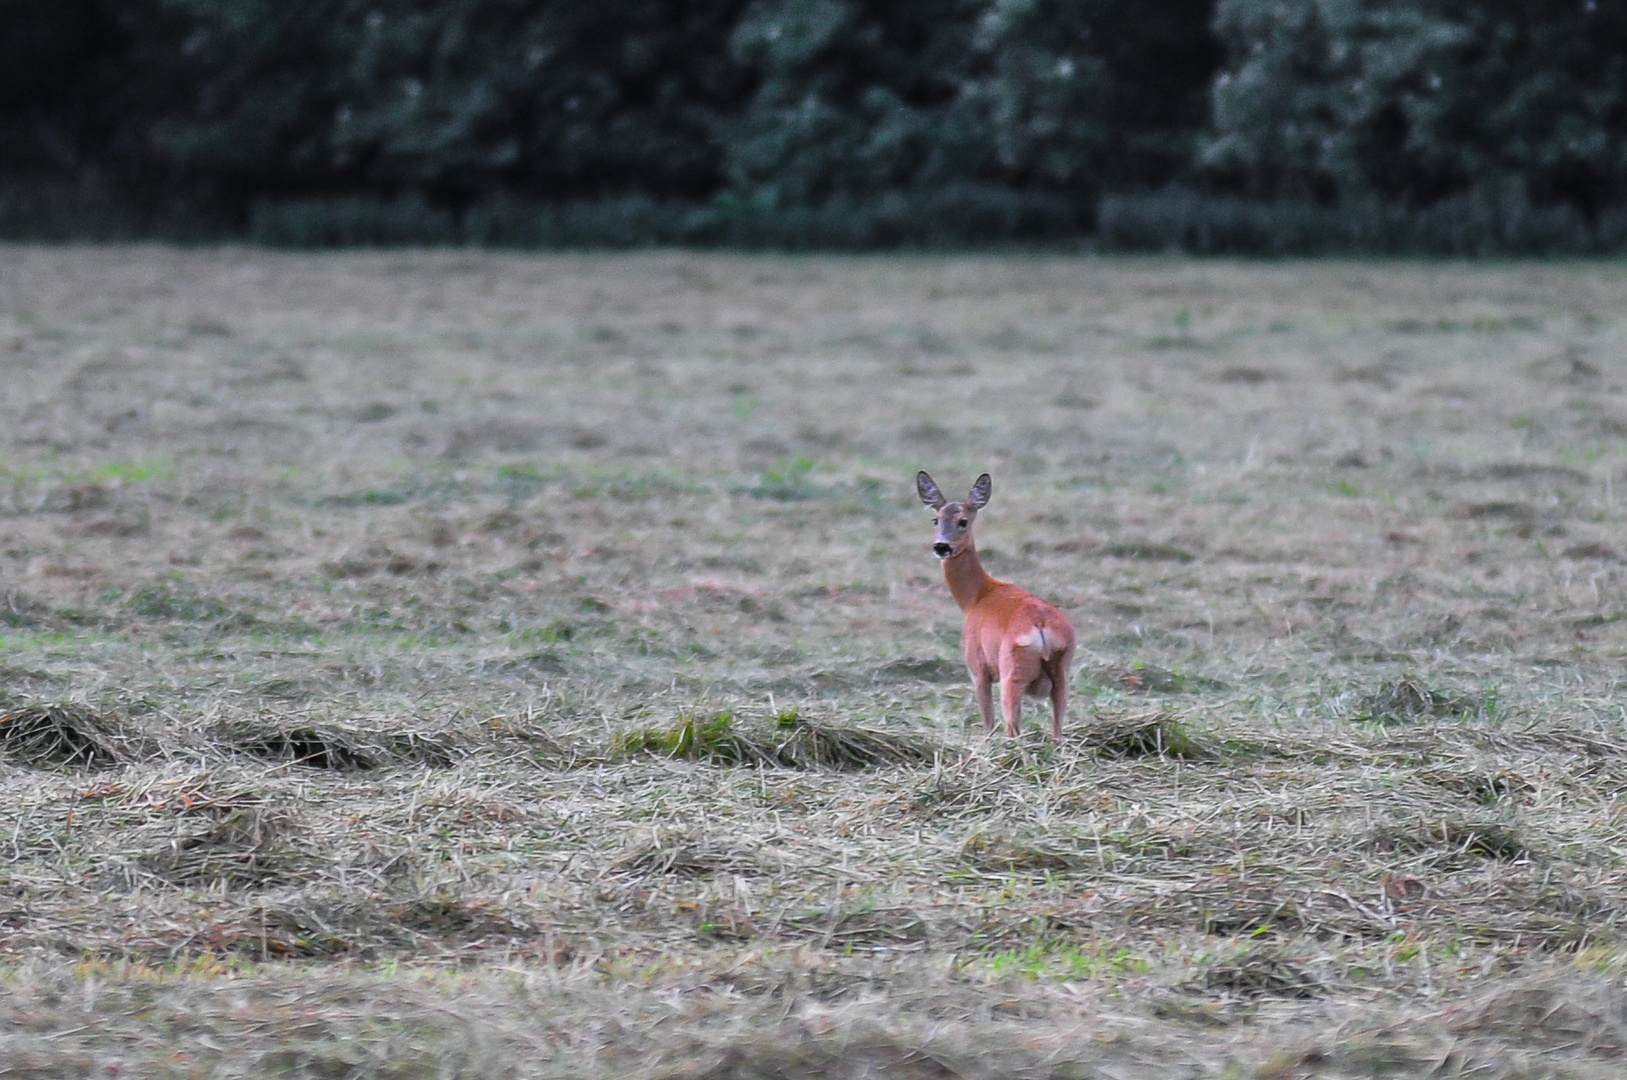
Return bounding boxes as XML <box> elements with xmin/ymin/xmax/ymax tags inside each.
<box><xmin>917</xmin><ymin>471</ymin><xmax>1075</xmax><ymax>741</ymax></box>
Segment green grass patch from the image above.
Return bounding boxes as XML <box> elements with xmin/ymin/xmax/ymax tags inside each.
<box><xmin>492</xmin><ymin>462</ymin><xmax>563</xmax><ymax>501</ymax></box>
<box><xmin>125</xmin><ymin>577</ymin><xmax>233</xmax><ymax>623</ymax></box>
<box><xmin>90</xmin><ymin>459</ymin><xmax>172</xmax><ymax>483</ymax></box>
<box><xmin>983</xmin><ymin>940</ymin><xmax>1149</xmax><ymax>982</ymax></box>
<box><xmin>614</xmin><ymin>708</ymin><xmax>936</xmax><ymax>770</ymax></box>
<box><xmin>747</xmin><ymin>456</ymin><xmax>818</xmax><ymax>501</ymax></box>
<box><xmin>0</xmin><ymin>455</ymin><xmax>174</xmax><ymax>484</ymax></box>
<box><xmin>318</xmin><ymin>488</ymin><xmax>415</xmax><ymax>508</ymax></box>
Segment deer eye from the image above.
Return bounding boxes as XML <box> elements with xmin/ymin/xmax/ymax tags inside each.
<box><xmin>932</xmin><ymin>517</ymin><xmax>939</xmax><ymax>525</ymax></box>
<box><xmin>958</xmin><ymin>518</ymin><xmax>968</xmax><ymax>527</ymax></box>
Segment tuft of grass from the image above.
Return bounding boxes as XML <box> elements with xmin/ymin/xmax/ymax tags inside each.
<box><xmin>643</xmin><ymin>1019</ymin><xmax>1042</xmax><ymax>1080</ymax></box>
<box><xmin>1079</xmin><ymin>710</ymin><xmax>1203</xmax><ymax>759</ymax></box>
<box><xmin>0</xmin><ymin>702</ymin><xmax>125</xmax><ymax>769</ymax></box>
<box><xmin>615</xmin><ymin>710</ymin><xmax>768</xmax><ymax>766</ymax></box>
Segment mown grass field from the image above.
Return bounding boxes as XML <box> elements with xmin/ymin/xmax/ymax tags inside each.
<box><xmin>5</xmin><ymin>248</ymin><xmax>1627</xmax><ymax>1077</ymax></box>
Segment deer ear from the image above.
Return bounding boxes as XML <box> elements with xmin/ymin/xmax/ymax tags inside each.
<box><xmin>916</xmin><ymin>471</ymin><xmax>947</xmax><ymax>509</ymax></box>
<box><xmin>967</xmin><ymin>473</ymin><xmax>992</xmax><ymax>509</ymax></box>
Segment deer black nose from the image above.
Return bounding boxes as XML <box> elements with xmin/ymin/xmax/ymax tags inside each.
<box><xmin>933</xmin><ymin>542</ymin><xmax>952</xmax><ymax>558</ymax></box>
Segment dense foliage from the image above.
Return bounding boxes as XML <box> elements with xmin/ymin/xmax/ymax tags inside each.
<box><xmin>1207</xmin><ymin>0</ymin><xmax>1627</xmax><ymax>216</ymax></box>
<box><xmin>2</xmin><ymin>0</ymin><xmax>1624</xmax><ymax>249</ymax></box>
<box><xmin>159</xmin><ymin>0</ymin><xmax>753</xmax><ymax>205</ymax></box>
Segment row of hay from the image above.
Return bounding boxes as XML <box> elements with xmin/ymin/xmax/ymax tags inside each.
<box><xmin>0</xmin><ymin>703</ymin><xmax>464</xmax><ymax>772</ymax></box>
<box><xmin>0</xmin><ymin>697</ymin><xmax>1557</xmax><ymax>777</ymax></box>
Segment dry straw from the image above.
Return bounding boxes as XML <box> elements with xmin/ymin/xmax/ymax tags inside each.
<box><xmin>5</xmin><ymin>252</ymin><xmax>1627</xmax><ymax>1075</ymax></box>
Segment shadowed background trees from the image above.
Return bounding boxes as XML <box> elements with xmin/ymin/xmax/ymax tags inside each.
<box><xmin>3</xmin><ymin>0</ymin><xmax>1624</xmax><ymax>250</ymax></box>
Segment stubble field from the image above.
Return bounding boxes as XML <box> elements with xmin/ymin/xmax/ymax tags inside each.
<box><xmin>5</xmin><ymin>248</ymin><xmax>1627</xmax><ymax>1077</ymax></box>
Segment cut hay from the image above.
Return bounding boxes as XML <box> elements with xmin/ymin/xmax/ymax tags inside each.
<box><xmin>483</xmin><ymin>714</ymin><xmax>593</xmax><ymax>767</ymax></box>
<box><xmin>872</xmin><ymin>656</ymin><xmax>964</xmax><ymax>683</ymax></box>
<box><xmin>0</xmin><ymin>703</ymin><xmax>126</xmax><ymax>769</ymax></box>
<box><xmin>1090</xmin><ymin>663</ymin><xmax>1226</xmax><ymax>695</ymax></box>
<box><xmin>614</xmin><ymin>709</ymin><xmax>937</xmax><ymax>770</ymax></box>
<box><xmin>962</xmin><ymin>832</ymin><xmax>1077</xmax><ymax>875</ymax></box>
<box><xmin>223</xmin><ymin>721</ymin><xmax>459</xmax><ymax>771</ymax></box>
<box><xmin>23</xmin><ymin>251</ymin><xmax>1627</xmax><ymax>1078</ymax></box>
<box><xmin>615</xmin><ymin>832</ymin><xmax>767</xmax><ymax>878</ymax></box>
<box><xmin>1368</xmin><ymin>819</ymin><xmax>1527</xmax><ymax>862</ymax></box>
<box><xmin>1421</xmin><ymin>767</ymin><xmax>1535</xmax><ymax>805</ymax></box>
<box><xmin>1193</xmin><ymin>888</ymin><xmax>1302</xmax><ymax>937</ymax></box>
<box><xmin>1101</xmin><ymin>541</ymin><xmax>1196</xmax><ymax>562</ymax></box>
<box><xmin>905</xmin><ymin>775</ymin><xmax>1005</xmax><ymax>817</ymax></box>
<box><xmin>1078</xmin><ymin>710</ymin><xmax>1203</xmax><ymax>759</ymax></box>
<box><xmin>195</xmin><ymin>894</ymin><xmax>537</xmax><ymax>960</ymax></box>
<box><xmin>199</xmin><ymin>906</ymin><xmax>356</xmax><ymax>959</ymax></box>
<box><xmin>783</xmin><ymin>907</ymin><xmax>932</xmax><ymax>950</ymax></box>
<box><xmin>385</xmin><ymin>894</ymin><xmax>535</xmax><ymax>941</ymax></box>
<box><xmin>773</xmin><ymin>709</ymin><xmax>936</xmax><ymax>769</ymax></box>
<box><xmin>140</xmin><ymin>808</ymin><xmax>292</xmax><ymax>886</ymax></box>
<box><xmin>1355</xmin><ymin>678</ymin><xmax>1486</xmax><ymax>723</ymax></box>
<box><xmin>1201</xmin><ymin>946</ymin><xmax>1322</xmax><ymax>998</ymax></box>
<box><xmin>651</xmin><ymin>1021</ymin><xmax>1044</xmax><ymax>1080</ymax></box>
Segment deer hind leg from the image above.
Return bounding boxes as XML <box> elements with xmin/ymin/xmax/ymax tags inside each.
<box><xmin>973</xmin><ymin>671</ymin><xmax>996</xmax><ymax>734</ymax></box>
<box><xmin>1047</xmin><ymin>645</ymin><xmax>1074</xmax><ymax>742</ymax></box>
<box><xmin>1000</xmin><ymin>675</ymin><xmax>1024</xmax><ymax>738</ymax></box>
<box><xmin>999</xmin><ymin>648</ymin><xmax>1042</xmax><ymax>738</ymax></box>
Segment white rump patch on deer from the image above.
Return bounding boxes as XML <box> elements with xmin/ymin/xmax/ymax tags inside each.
<box><xmin>1014</xmin><ymin>627</ymin><xmax>1059</xmax><ymax>659</ymax></box>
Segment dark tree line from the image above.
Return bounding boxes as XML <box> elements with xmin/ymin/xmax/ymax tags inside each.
<box><xmin>3</xmin><ymin>0</ymin><xmax>1624</xmax><ymax>249</ymax></box>
<box><xmin>1208</xmin><ymin>0</ymin><xmax>1627</xmax><ymax>217</ymax></box>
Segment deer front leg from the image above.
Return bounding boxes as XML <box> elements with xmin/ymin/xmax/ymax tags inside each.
<box><xmin>973</xmin><ymin>671</ymin><xmax>996</xmax><ymax>733</ymax></box>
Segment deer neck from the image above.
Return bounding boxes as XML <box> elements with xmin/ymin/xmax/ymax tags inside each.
<box><xmin>941</xmin><ymin>538</ymin><xmax>998</xmax><ymax>612</ymax></box>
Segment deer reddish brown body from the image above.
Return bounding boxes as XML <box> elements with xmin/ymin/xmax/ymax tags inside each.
<box><xmin>917</xmin><ymin>471</ymin><xmax>1076</xmax><ymax>740</ymax></box>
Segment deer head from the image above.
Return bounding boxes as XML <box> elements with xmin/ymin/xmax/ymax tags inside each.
<box><xmin>917</xmin><ymin>471</ymin><xmax>991</xmax><ymax>560</ymax></box>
